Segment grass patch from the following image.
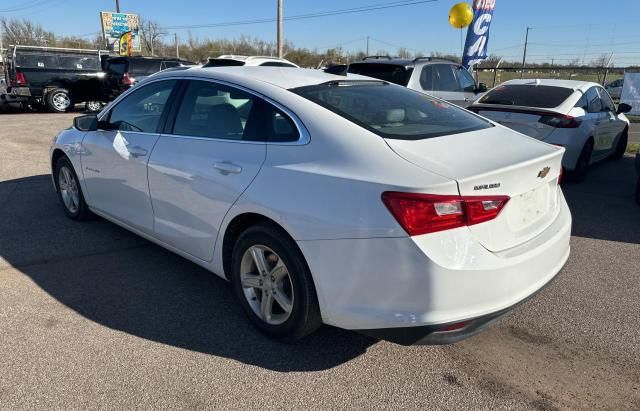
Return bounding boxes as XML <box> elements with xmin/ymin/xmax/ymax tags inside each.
<box><xmin>626</xmin><ymin>142</ymin><xmax>640</xmax><ymax>154</ymax></box>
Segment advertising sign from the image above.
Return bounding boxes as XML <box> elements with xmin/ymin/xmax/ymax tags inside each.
<box><xmin>462</xmin><ymin>0</ymin><xmax>496</xmax><ymax>69</ymax></box>
<box><xmin>100</xmin><ymin>11</ymin><xmax>141</xmax><ymax>53</ymax></box>
<box><xmin>620</xmin><ymin>73</ymin><xmax>640</xmax><ymax>115</ymax></box>
<box><xmin>119</xmin><ymin>31</ymin><xmax>133</xmax><ymax>56</ymax></box>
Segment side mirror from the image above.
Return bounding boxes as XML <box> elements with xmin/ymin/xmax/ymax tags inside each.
<box><xmin>617</xmin><ymin>103</ymin><xmax>632</xmax><ymax>115</ymax></box>
<box><xmin>73</xmin><ymin>114</ymin><xmax>98</xmax><ymax>132</ymax></box>
<box><xmin>477</xmin><ymin>83</ymin><xmax>488</xmax><ymax>93</ymax></box>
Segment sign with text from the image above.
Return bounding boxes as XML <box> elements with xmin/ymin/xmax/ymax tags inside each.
<box><xmin>462</xmin><ymin>0</ymin><xmax>496</xmax><ymax>69</ymax></box>
<box><xmin>620</xmin><ymin>73</ymin><xmax>640</xmax><ymax>115</ymax></box>
<box><xmin>100</xmin><ymin>11</ymin><xmax>141</xmax><ymax>53</ymax></box>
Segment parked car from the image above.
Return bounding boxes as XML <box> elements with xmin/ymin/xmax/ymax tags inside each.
<box><xmin>102</xmin><ymin>56</ymin><xmax>194</xmax><ymax>100</ymax></box>
<box><xmin>347</xmin><ymin>56</ymin><xmax>487</xmax><ymax>106</ymax></box>
<box><xmin>51</xmin><ymin>67</ymin><xmax>569</xmax><ymax>345</ymax></box>
<box><xmin>469</xmin><ymin>79</ymin><xmax>631</xmax><ymax>181</ymax></box>
<box><xmin>1</xmin><ymin>45</ymin><xmax>107</xmax><ymax>112</ymax></box>
<box><xmin>203</xmin><ymin>55</ymin><xmax>299</xmax><ymax>68</ymax></box>
<box><xmin>606</xmin><ymin>78</ymin><xmax>624</xmax><ymax>100</ymax></box>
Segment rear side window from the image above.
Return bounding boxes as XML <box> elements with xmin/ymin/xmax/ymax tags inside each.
<box><xmin>106</xmin><ymin>61</ymin><xmax>126</xmax><ymax>75</ymax></box>
<box><xmin>348</xmin><ymin>63</ymin><xmax>411</xmax><ymax>86</ymax></box>
<box><xmin>456</xmin><ymin>67</ymin><xmax>476</xmax><ymax>93</ymax></box>
<box><xmin>292</xmin><ymin>81</ymin><xmax>492</xmax><ymax>140</ymax></box>
<box><xmin>598</xmin><ymin>88</ymin><xmax>615</xmax><ymax>112</ymax></box>
<box><xmin>479</xmin><ymin>85</ymin><xmax>574</xmax><ymax>108</ymax></box>
<box><xmin>264</xmin><ymin>105</ymin><xmax>299</xmax><ymax>142</ymax></box>
<box><xmin>172</xmin><ymin>80</ymin><xmax>263</xmax><ymax>141</ymax></box>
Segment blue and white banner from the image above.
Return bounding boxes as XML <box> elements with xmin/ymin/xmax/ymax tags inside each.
<box><xmin>462</xmin><ymin>0</ymin><xmax>496</xmax><ymax>69</ymax></box>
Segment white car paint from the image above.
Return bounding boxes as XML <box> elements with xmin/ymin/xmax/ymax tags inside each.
<box><xmin>51</xmin><ymin>67</ymin><xmax>571</xmax><ymax>340</ymax></box>
<box><xmin>470</xmin><ymin>79</ymin><xmax>629</xmax><ymax>171</ymax></box>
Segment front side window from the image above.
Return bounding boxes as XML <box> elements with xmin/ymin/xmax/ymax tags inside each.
<box><xmin>106</xmin><ymin>80</ymin><xmax>176</xmax><ymax>132</ymax></box>
<box><xmin>597</xmin><ymin>88</ymin><xmax>615</xmax><ymax>112</ymax></box>
<box><xmin>431</xmin><ymin>64</ymin><xmax>459</xmax><ymax>91</ymax></box>
<box><xmin>172</xmin><ymin>80</ymin><xmax>263</xmax><ymax>141</ymax></box>
<box><xmin>292</xmin><ymin>81</ymin><xmax>492</xmax><ymax>140</ymax></box>
<box><xmin>456</xmin><ymin>67</ymin><xmax>477</xmax><ymax>93</ymax></box>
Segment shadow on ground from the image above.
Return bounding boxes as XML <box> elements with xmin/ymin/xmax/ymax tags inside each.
<box><xmin>562</xmin><ymin>155</ymin><xmax>640</xmax><ymax>244</ymax></box>
<box><xmin>0</xmin><ymin>175</ymin><xmax>375</xmax><ymax>372</ymax></box>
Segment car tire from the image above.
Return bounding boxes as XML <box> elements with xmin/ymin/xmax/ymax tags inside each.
<box><xmin>53</xmin><ymin>156</ymin><xmax>92</xmax><ymax>220</ymax></box>
<box><xmin>45</xmin><ymin>88</ymin><xmax>73</xmax><ymax>113</ymax></box>
<box><xmin>570</xmin><ymin>139</ymin><xmax>594</xmax><ymax>182</ymax></box>
<box><xmin>231</xmin><ymin>222</ymin><xmax>322</xmax><ymax>341</ymax></box>
<box><xmin>85</xmin><ymin>101</ymin><xmax>103</xmax><ymax>113</ymax></box>
<box><xmin>611</xmin><ymin>127</ymin><xmax>628</xmax><ymax>160</ymax></box>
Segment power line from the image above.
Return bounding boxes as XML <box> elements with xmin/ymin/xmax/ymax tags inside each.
<box><xmin>0</xmin><ymin>0</ymin><xmax>49</xmax><ymax>13</ymax></box>
<box><xmin>160</xmin><ymin>0</ymin><xmax>438</xmax><ymax>31</ymax></box>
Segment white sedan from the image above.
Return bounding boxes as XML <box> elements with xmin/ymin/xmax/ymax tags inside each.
<box><xmin>50</xmin><ymin>67</ymin><xmax>571</xmax><ymax>345</ymax></box>
<box><xmin>469</xmin><ymin>79</ymin><xmax>631</xmax><ymax>180</ymax></box>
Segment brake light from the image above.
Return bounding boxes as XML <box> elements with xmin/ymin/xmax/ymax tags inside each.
<box><xmin>122</xmin><ymin>73</ymin><xmax>135</xmax><ymax>85</ymax></box>
<box><xmin>558</xmin><ymin>167</ymin><xmax>563</xmax><ymax>184</ymax></box>
<box><xmin>382</xmin><ymin>192</ymin><xmax>510</xmax><ymax>236</ymax></box>
<box><xmin>15</xmin><ymin>71</ymin><xmax>27</xmax><ymax>86</ymax></box>
<box><xmin>539</xmin><ymin>114</ymin><xmax>581</xmax><ymax>128</ymax></box>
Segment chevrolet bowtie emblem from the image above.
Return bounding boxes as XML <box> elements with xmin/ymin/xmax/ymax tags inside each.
<box><xmin>537</xmin><ymin>166</ymin><xmax>551</xmax><ymax>179</ymax></box>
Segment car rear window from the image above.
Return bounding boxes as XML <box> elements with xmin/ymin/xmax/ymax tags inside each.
<box><xmin>292</xmin><ymin>81</ymin><xmax>492</xmax><ymax>140</ymax></box>
<box><xmin>347</xmin><ymin>63</ymin><xmax>412</xmax><ymax>86</ymax></box>
<box><xmin>129</xmin><ymin>59</ymin><xmax>161</xmax><ymax>75</ymax></box>
<box><xmin>478</xmin><ymin>85</ymin><xmax>574</xmax><ymax>108</ymax></box>
<box><xmin>203</xmin><ymin>59</ymin><xmax>245</xmax><ymax>67</ymax></box>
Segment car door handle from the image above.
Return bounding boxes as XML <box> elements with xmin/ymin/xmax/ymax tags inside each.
<box><xmin>127</xmin><ymin>146</ymin><xmax>148</xmax><ymax>157</ymax></box>
<box><xmin>213</xmin><ymin>162</ymin><xmax>242</xmax><ymax>175</ymax></box>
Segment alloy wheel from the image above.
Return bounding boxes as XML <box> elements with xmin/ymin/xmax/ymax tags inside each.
<box><xmin>52</xmin><ymin>92</ymin><xmax>71</xmax><ymax>111</ymax></box>
<box><xmin>239</xmin><ymin>245</ymin><xmax>294</xmax><ymax>325</ymax></box>
<box><xmin>58</xmin><ymin>166</ymin><xmax>80</xmax><ymax>213</ymax></box>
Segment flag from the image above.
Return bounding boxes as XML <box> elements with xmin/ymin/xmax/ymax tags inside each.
<box><xmin>462</xmin><ymin>0</ymin><xmax>496</xmax><ymax>69</ymax></box>
<box><xmin>118</xmin><ymin>31</ymin><xmax>132</xmax><ymax>57</ymax></box>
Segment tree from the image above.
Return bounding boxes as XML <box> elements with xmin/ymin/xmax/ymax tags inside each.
<box><xmin>1</xmin><ymin>17</ymin><xmax>55</xmax><ymax>47</ymax></box>
<box><xmin>139</xmin><ymin>19</ymin><xmax>166</xmax><ymax>56</ymax></box>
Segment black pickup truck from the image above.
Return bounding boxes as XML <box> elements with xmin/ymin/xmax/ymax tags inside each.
<box><xmin>1</xmin><ymin>45</ymin><xmax>109</xmax><ymax>112</ymax></box>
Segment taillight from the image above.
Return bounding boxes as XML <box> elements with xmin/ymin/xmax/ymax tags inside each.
<box><xmin>539</xmin><ymin>114</ymin><xmax>581</xmax><ymax>128</ymax></box>
<box><xmin>558</xmin><ymin>167</ymin><xmax>564</xmax><ymax>184</ymax></box>
<box><xmin>381</xmin><ymin>192</ymin><xmax>510</xmax><ymax>236</ymax></box>
<box><xmin>122</xmin><ymin>73</ymin><xmax>135</xmax><ymax>85</ymax></box>
<box><xmin>15</xmin><ymin>71</ymin><xmax>27</xmax><ymax>86</ymax></box>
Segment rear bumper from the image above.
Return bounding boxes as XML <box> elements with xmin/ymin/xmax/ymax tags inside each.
<box><xmin>298</xmin><ymin>189</ymin><xmax>571</xmax><ymax>342</ymax></box>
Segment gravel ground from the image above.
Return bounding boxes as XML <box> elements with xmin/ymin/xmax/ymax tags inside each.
<box><xmin>0</xmin><ymin>112</ymin><xmax>639</xmax><ymax>410</ymax></box>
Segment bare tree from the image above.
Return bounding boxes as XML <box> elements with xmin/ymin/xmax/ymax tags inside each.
<box><xmin>139</xmin><ymin>19</ymin><xmax>166</xmax><ymax>56</ymax></box>
<box><xmin>1</xmin><ymin>17</ymin><xmax>55</xmax><ymax>47</ymax></box>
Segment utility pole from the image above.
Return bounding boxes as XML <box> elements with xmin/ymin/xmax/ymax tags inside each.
<box><xmin>366</xmin><ymin>35</ymin><xmax>370</xmax><ymax>56</ymax></box>
<box><xmin>115</xmin><ymin>0</ymin><xmax>121</xmax><ymax>13</ymax></box>
<box><xmin>520</xmin><ymin>26</ymin><xmax>530</xmax><ymax>79</ymax></box>
<box><xmin>277</xmin><ymin>0</ymin><xmax>283</xmax><ymax>58</ymax></box>
<box><xmin>175</xmin><ymin>33</ymin><xmax>179</xmax><ymax>59</ymax></box>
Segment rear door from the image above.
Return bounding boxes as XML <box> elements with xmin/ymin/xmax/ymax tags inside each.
<box><xmin>147</xmin><ymin>79</ymin><xmax>270</xmax><ymax>261</ymax></box>
<box><xmin>81</xmin><ymin>79</ymin><xmax>178</xmax><ymax>234</ymax></box>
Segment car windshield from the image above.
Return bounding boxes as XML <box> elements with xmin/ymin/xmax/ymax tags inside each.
<box><xmin>292</xmin><ymin>81</ymin><xmax>492</xmax><ymax>140</ymax></box>
<box><xmin>478</xmin><ymin>85</ymin><xmax>574</xmax><ymax>108</ymax></box>
<box><xmin>347</xmin><ymin>63</ymin><xmax>412</xmax><ymax>86</ymax></box>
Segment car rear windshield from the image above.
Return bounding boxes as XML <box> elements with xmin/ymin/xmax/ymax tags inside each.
<box><xmin>128</xmin><ymin>59</ymin><xmax>161</xmax><ymax>75</ymax></box>
<box><xmin>292</xmin><ymin>81</ymin><xmax>492</xmax><ymax>140</ymax></box>
<box><xmin>478</xmin><ymin>85</ymin><xmax>574</xmax><ymax>108</ymax></box>
<box><xmin>203</xmin><ymin>59</ymin><xmax>245</xmax><ymax>67</ymax></box>
<box><xmin>347</xmin><ymin>63</ymin><xmax>412</xmax><ymax>86</ymax></box>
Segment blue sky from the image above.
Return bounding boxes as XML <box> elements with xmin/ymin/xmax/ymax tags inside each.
<box><xmin>4</xmin><ymin>0</ymin><xmax>640</xmax><ymax>65</ymax></box>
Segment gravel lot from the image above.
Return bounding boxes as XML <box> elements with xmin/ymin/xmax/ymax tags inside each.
<box><xmin>0</xmin><ymin>112</ymin><xmax>639</xmax><ymax>410</ymax></box>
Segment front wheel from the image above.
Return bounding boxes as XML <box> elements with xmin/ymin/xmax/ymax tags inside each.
<box><xmin>85</xmin><ymin>100</ymin><xmax>103</xmax><ymax>113</ymax></box>
<box><xmin>231</xmin><ymin>223</ymin><xmax>321</xmax><ymax>341</ymax></box>
<box><xmin>611</xmin><ymin>127</ymin><xmax>628</xmax><ymax>160</ymax></box>
<box><xmin>54</xmin><ymin>156</ymin><xmax>92</xmax><ymax>220</ymax></box>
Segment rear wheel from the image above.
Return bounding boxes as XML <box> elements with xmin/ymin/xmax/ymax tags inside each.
<box><xmin>45</xmin><ymin>88</ymin><xmax>73</xmax><ymax>113</ymax></box>
<box><xmin>570</xmin><ymin>139</ymin><xmax>594</xmax><ymax>182</ymax></box>
<box><xmin>611</xmin><ymin>127</ymin><xmax>628</xmax><ymax>160</ymax></box>
<box><xmin>85</xmin><ymin>101</ymin><xmax>103</xmax><ymax>113</ymax></box>
<box><xmin>231</xmin><ymin>222</ymin><xmax>321</xmax><ymax>341</ymax></box>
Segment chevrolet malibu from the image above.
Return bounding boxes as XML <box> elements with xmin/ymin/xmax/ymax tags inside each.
<box><xmin>50</xmin><ymin>67</ymin><xmax>571</xmax><ymax>345</ymax></box>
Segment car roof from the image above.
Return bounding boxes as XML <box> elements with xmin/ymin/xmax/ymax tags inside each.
<box><xmin>152</xmin><ymin>66</ymin><xmax>373</xmax><ymax>90</ymax></box>
<box><xmin>499</xmin><ymin>78</ymin><xmax>600</xmax><ymax>92</ymax></box>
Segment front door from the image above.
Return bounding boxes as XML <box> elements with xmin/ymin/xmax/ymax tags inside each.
<box><xmin>420</xmin><ymin>64</ymin><xmax>465</xmax><ymax>105</ymax></box>
<box><xmin>148</xmin><ymin>79</ymin><xmax>268</xmax><ymax>261</ymax></box>
<box><xmin>81</xmin><ymin>79</ymin><xmax>177</xmax><ymax>233</ymax></box>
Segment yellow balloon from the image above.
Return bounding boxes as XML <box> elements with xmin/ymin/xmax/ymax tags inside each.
<box><xmin>449</xmin><ymin>2</ymin><xmax>473</xmax><ymax>29</ymax></box>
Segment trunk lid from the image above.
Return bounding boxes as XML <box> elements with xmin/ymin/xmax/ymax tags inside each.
<box><xmin>469</xmin><ymin>105</ymin><xmax>565</xmax><ymax>141</ymax></box>
<box><xmin>385</xmin><ymin>126</ymin><xmax>564</xmax><ymax>252</ymax></box>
